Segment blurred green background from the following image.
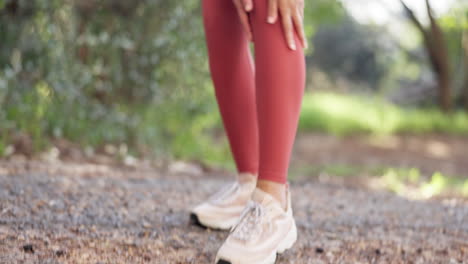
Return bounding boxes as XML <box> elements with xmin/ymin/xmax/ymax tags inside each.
<box><xmin>1</xmin><ymin>0</ymin><xmax>467</xmax><ymax>197</ymax></box>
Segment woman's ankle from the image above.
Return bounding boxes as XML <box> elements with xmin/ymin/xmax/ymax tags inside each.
<box><xmin>256</xmin><ymin>179</ymin><xmax>287</xmax><ymax>210</ymax></box>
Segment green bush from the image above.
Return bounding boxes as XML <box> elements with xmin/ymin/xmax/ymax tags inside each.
<box><xmin>1</xmin><ymin>1</ymin><xmax>466</xmax><ymax>167</ymax></box>
<box><xmin>0</xmin><ymin>0</ymin><xmax>216</xmax><ymax>160</ymax></box>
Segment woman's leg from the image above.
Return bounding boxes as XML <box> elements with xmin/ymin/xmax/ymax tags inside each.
<box><xmin>251</xmin><ymin>1</ymin><xmax>306</xmax><ymax>184</ymax></box>
<box><xmin>202</xmin><ymin>0</ymin><xmax>259</xmax><ymax>175</ymax></box>
<box><xmin>190</xmin><ymin>0</ymin><xmax>259</xmax><ymax>230</ymax></box>
<box><xmin>205</xmin><ymin>1</ymin><xmax>304</xmax><ymax>261</ymax></box>
<box><xmin>215</xmin><ymin>3</ymin><xmax>304</xmax><ymax>261</ymax></box>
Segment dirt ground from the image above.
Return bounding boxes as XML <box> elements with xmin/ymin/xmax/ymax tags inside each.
<box><xmin>291</xmin><ymin>133</ymin><xmax>468</xmax><ymax>178</ymax></box>
<box><xmin>0</xmin><ymin>134</ymin><xmax>467</xmax><ymax>263</ymax></box>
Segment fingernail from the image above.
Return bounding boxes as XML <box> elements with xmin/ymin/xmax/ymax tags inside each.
<box><xmin>290</xmin><ymin>43</ymin><xmax>296</xmax><ymax>50</ymax></box>
<box><xmin>245</xmin><ymin>4</ymin><xmax>252</xmax><ymax>11</ymax></box>
<box><xmin>267</xmin><ymin>16</ymin><xmax>275</xmax><ymax>24</ymax></box>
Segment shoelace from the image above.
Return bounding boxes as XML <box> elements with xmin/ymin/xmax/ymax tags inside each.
<box><xmin>208</xmin><ymin>182</ymin><xmax>239</xmax><ymax>205</ymax></box>
<box><xmin>231</xmin><ymin>201</ymin><xmax>265</xmax><ymax>241</ymax></box>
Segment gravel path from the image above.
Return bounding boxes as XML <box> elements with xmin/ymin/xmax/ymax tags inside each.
<box><xmin>0</xmin><ymin>161</ymin><xmax>467</xmax><ymax>263</ymax></box>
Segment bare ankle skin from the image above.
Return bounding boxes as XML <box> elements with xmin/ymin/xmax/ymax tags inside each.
<box><xmin>256</xmin><ymin>180</ymin><xmax>287</xmax><ymax>210</ymax></box>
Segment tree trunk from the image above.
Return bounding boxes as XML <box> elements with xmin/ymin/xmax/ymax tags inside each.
<box><xmin>400</xmin><ymin>0</ymin><xmax>452</xmax><ymax>112</ymax></box>
<box><xmin>425</xmin><ymin>0</ymin><xmax>451</xmax><ymax>111</ymax></box>
<box><xmin>77</xmin><ymin>19</ymin><xmax>89</xmax><ymax>64</ymax></box>
<box><xmin>463</xmin><ymin>31</ymin><xmax>468</xmax><ymax>111</ymax></box>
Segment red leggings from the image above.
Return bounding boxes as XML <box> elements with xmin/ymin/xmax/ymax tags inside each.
<box><xmin>202</xmin><ymin>0</ymin><xmax>305</xmax><ymax>184</ymax></box>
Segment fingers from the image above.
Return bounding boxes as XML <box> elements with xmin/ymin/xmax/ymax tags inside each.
<box><xmin>280</xmin><ymin>9</ymin><xmax>296</xmax><ymax>50</ymax></box>
<box><xmin>293</xmin><ymin>8</ymin><xmax>307</xmax><ymax>49</ymax></box>
<box><xmin>276</xmin><ymin>0</ymin><xmax>307</xmax><ymax>51</ymax></box>
<box><xmin>242</xmin><ymin>0</ymin><xmax>253</xmax><ymax>11</ymax></box>
<box><xmin>267</xmin><ymin>0</ymin><xmax>278</xmax><ymax>24</ymax></box>
<box><xmin>239</xmin><ymin>11</ymin><xmax>253</xmax><ymax>41</ymax></box>
<box><xmin>233</xmin><ymin>0</ymin><xmax>253</xmax><ymax>40</ymax></box>
<box><xmin>235</xmin><ymin>0</ymin><xmax>306</xmax><ymax>49</ymax></box>
<box><xmin>298</xmin><ymin>0</ymin><xmax>304</xmax><ymax>17</ymax></box>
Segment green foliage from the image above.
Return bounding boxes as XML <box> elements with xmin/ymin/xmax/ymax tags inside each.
<box><xmin>309</xmin><ymin>15</ymin><xmax>390</xmax><ymax>88</ymax></box>
<box><xmin>381</xmin><ymin>168</ymin><xmax>468</xmax><ymax>198</ymax></box>
<box><xmin>299</xmin><ymin>92</ymin><xmax>468</xmax><ymax>135</ymax></box>
<box><xmin>292</xmin><ymin>163</ymin><xmax>468</xmax><ymax>197</ymax></box>
<box><xmin>1</xmin><ymin>0</ymin><xmax>466</xmax><ymax>174</ymax></box>
<box><xmin>0</xmin><ymin>0</ymin><xmax>345</xmax><ymax>164</ymax></box>
<box><xmin>439</xmin><ymin>3</ymin><xmax>468</xmax><ymax>30</ymax></box>
<box><xmin>303</xmin><ymin>0</ymin><xmax>344</xmax><ymax>43</ymax></box>
<box><xmin>0</xmin><ymin>0</ymin><xmax>211</xmax><ymax>159</ymax></box>
<box><xmin>135</xmin><ymin>91</ymin><xmax>232</xmax><ymax>167</ymax></box>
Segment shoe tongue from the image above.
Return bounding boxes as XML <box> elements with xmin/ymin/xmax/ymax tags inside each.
<box><xmin>238</xmin><ymin>172</ymin><xmax>256</xmax><ymax>184</ymax></box>
<box><xmin>252</xmin><ymin>188</ymin><xmax>281</xmax><ymax>209</ymax></box>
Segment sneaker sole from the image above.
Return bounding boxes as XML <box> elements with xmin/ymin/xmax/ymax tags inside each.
<box><xmin>277</xmin><ymin>222</ymin><xmax>297</xmax><ymax>253</ymax></box>
<box><xmin>215</xmin><ymin>223</ymin><xmax>297</xmax><ymax>264</ymax></box>
<box><xmin>190</xmin><ymin>213</ymin><xmax>239</xmax><ymax>230</ymax></box>
<box><xmin>190</xmin><ymin>213</ymin><xmax>207</xmax><ymax>229</ymax></box>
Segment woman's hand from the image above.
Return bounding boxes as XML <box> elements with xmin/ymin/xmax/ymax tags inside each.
<box><xmin>232</xmin><ymin>0</ymin><xmax>254</xmax><ymax>41</ymax></box>
<box><xmin>267</xmin><ymin>0</ymin><xmax>307</xmax><ymax>50</ymax></box>
<box><xmin>233</xmin><ymin>0</ymin><xmax>307</xmax><ymax>51</ymax></box>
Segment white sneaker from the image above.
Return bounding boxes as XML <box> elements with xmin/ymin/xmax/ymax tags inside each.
<box><xmin>190</xmin><ymin>173</ymin><xmax>257</xmax><ymax>230</ymax></box>
<box><xmin>215</xmin><ymin>187</ymin><xmax>297</xmax><ymax>264</ymax></box>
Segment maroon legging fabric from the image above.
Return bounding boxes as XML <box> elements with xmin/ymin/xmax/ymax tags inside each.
<box><xmin>202</xmin><ymin>0</ymin><xmax>305</xmax><ymax>184</ymax></box>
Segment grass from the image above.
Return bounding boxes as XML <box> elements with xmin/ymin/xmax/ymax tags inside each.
<box><xmin>299</xmin><ymin>92</ymin><xmax>468</xmax><ymax>136</ymax></box>
<box><xmin>2</xmin><ymin>89</ymin><xmax>467</xmax><ymax>197</ymax></box>
<box><xmin>1</xmin><ymin>91</ymin><xmax>468</xmax><ymax>168</ymax></box>
<box><xmin>291</xmin><ymin>164</ymin><xmax>468</xmax><ymax>198</ymax></box>
<box><xmin>379</xmin><ymin>168</ymin><xmax>468</xmax><ymax>198</ymax></box>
